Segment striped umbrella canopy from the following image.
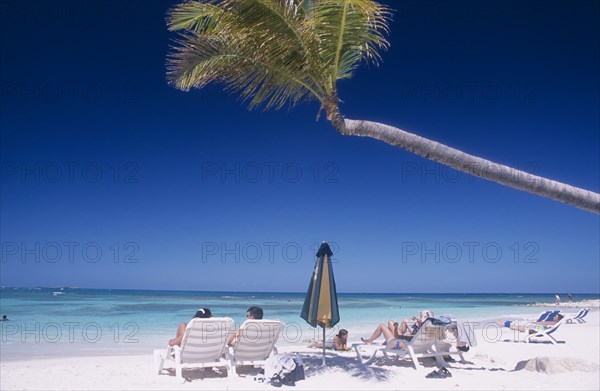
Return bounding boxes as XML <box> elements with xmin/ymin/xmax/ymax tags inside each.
<box><xmin>300</xmin><ymin>241</ymin><xmax>339</xmax><ymax>364</ymax></box>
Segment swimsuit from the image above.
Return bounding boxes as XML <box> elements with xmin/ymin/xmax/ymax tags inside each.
<box><xmin>324</xmin><ymin>339</ymin><xmax>337</xmax><ymax>350</ymax></box>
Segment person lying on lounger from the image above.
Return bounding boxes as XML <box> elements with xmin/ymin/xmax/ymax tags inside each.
<box><xmin>361</xmin><ymin>310</ymin><xmax>434</xmax><ymax>344</ymax></box>
<box><xmin>497</xmin><ymin>313</ymin><xmax>564</xmax><ymax>333</ymax></box>
<box><xmin>307</xmin><ymin>329</ymin><xmax>351</xmax><ymax>351</ymax></box>
<box><xmin>168</xmin><ymin>307</ymin><xmax>212</xmax><ymax>346</ymax></box>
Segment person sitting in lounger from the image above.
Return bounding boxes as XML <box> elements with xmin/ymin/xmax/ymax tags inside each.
<box><xmin>497</xmin><ymin>313</ymin><xmax>564</xmax><ymax>333</ymax></box>
<box><xmin>361</xmin><ymin>310</ymin><xmax>434</xmax><ymax>344</ymax></box>
<box><xmin>227</xmin><ymin>306</ymin><xmax>263</xmax><ymax>345</ymax></box>
<box><xmin>168</xmin><ymin>307</ymin><xmax>212</xmax><ymax>346</ymax></box>
<box><xmin>307</xmin><ymin>329</ymin><xmax>351</xmax><ymax>351</ymax></box>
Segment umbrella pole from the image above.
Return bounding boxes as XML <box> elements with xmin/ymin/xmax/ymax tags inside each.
<box><xmin>322</xmin><ymin>326</ymin><xmax>326</xmax><ymax>366</ymax></box>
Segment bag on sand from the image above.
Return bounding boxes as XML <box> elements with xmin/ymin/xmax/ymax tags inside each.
<box><xmin>289</xmin><ymin>353</ymin><xmax>305</xmax><ymax>382</ymax></box>
<box><xmin>264</xmin><ymin>353</ymin><xmax>305</xmax><ymax>387</ymax></box>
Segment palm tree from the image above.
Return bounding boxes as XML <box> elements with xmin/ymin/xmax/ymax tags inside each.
<box><xmin>166</xmin><ymin>0</ymin><xmax>599</xmax><ymax>214</ymax></box>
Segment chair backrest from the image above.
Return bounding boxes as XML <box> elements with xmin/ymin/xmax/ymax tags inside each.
<box><xmin>535</xmin><ymin>311</ymin><xmax>552</xmax><ymax>322</ymax></box>
<box><xmin>232</xmin><ymin>319</ymin><xmax>284</xmax><ymax>361</ymax></box>
<box><xmin>544</xmin><ymin>311</ymin><xmax>561</xmax><ymax>322</ymax></box>
<box><xmin>418</xmin><ymin>310</ymin><xmax>435</xmax><ymax>322</ymax></box>
<box><xmin>400</xmin><ymin>319</ymin><xmax>445</xmax><ymax>353</ymax></box>
<box><xmin>544</xmin><ymin>318</ymin><xmax>564</xmax><ymax>336</ymax></box>
<box><xmin>576</xmin><ymin>308</ymin><xmax>589</xmax><ymax>320</ymax></box>
<box><xmin>180</xmin><ymin>317</ymin><xmax>234</xmax><ymax>364</ymax></box>
<box><xmin>536</xmin><ymin>310</ymin><xmax>561</xmax><ymax>322</ymax></box>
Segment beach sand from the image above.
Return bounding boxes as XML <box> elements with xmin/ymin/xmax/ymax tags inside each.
<box><xmin>1</xmin><ymin>310</ymin><xmax>598</xmax><ymax>390</ymax></box>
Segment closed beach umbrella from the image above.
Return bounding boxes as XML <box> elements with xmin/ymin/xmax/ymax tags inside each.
<box><xmin>300</xmin><ymin>241</ymin><xmax>340</xmax><ymax>365</ymax></box>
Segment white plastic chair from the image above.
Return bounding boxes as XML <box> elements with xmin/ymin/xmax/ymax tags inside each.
<box><xmin>353</xmin><ymin>320</ymin><xmax>465</xmax><ymax>370</ymax></box>
<box><xmin>226</xmin><ymin>319</ymin><xmax>284</xmax><ymax>376</ymax></box>
<box><xmin>154</xmin><ymin>317</ymin><xmax>234</xmax><ymax>379</ymax></box>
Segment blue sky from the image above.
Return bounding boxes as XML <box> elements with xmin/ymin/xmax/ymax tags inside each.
<box><xmin>1</xmin><ymin>0</ymin><xmax>598</xmax><ymax>294</ymax></box>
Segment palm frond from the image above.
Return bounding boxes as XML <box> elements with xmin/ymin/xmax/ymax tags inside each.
<box><xmin>167</xmin><ymin>0</ymin><xmax>326</xmax><ymax>110</ymax></box>
<box><xmin>167</xmin><ymin>1</ymin><xmax>223</xmax><ymax>33</ymax></box>
<box><xmin>313</xmin><ymin>0</ymin><xmax>390</xmax><ymax>86</ymax></box>
<box><xmin>167</xmin><ymin>34</ymin><xmax>237</xmax><ymax>90</ymax></box>
<box><xmin>167</xmin><ymin>29</ymin><xmax>320</xmax><ymax>110</ymax></box>
<box><xmin>223</xmin><ymin>0</ymin><xmax>309</xmax><ymax>74</ymax></box>
<box><xmin>166</xmin><ymin>0</ymin><xmax>390</xmax><ymax>112</ymax></box>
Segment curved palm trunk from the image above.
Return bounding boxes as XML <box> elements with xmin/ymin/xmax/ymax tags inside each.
<box><xmin>334</xmin><ymin>118</ymin><xmax>600</xmax><ymax>214</ymax></box>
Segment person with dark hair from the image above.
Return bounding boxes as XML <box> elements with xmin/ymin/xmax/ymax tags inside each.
<box><xmin>308</xmin><ymin>329</ymin><xmax>350</xmax><ymax>351</ymax></box>
<box><xmin>247</xmin><ymin>306</ymin><xmax>263</xmax><ymax>320</ymax></box>
<box><xmin>228</xmin><ymin>306</ymin><xmax>264</xmax><ymax>345</ymax></box>
<box><xmin>1</xmin><ymin>315</ymin><xmax>8</xmax><ymax>321</ymax></box>
<box><xmin>168</xmin><ymin>308</ymin><xmax>212</xmax><ymax>346</ymax></box>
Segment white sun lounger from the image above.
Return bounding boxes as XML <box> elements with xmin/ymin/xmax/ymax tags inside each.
<box><xmin>523</xmin><ymin>318</ymin><xmax>565</xmax><ymax>344</ymax></box>
<box><xmin>154</xmin><ymin>317</ymin><xmax>234</xmax><ymax>379</ymax></box>
<box><xmin>565</xmin><ymin>308</ymin><xmax>590</xmax><ymax>324</ymax></box>
<box><xmin>225</xmin><ymin>319</ymin><xmax>284</xmax><ymax>376</ymax></box>
<box><xmin>353</xmin><ymin>320</ymin><xmax>466</xmax><ymax>370</ymax></box>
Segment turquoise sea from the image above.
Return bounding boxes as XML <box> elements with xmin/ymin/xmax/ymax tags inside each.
<box><xmin>1</xmin><ymin>287</ymin><xmax>597</xmax><ymax>360</ymax></box>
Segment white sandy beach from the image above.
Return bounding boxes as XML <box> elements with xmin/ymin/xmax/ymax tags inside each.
<box><xmin>1</xmin><ymin>305</ymin><xmax>599</xmax><ymax>390</ymax></box>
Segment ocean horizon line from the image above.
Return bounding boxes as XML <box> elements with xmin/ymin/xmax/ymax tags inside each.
<box><xmin>2</xmin><ymin>286</ymin><xmax>598</xmax><ymax>296</ymax></box>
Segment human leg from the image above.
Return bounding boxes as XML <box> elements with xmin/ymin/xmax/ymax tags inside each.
<box><xmin>387</xmin><ymin>320</ymin><xmax>400</xmax><ymax>339</ymax></box>
<box><xmin>168</xmin><ymin>322</ymin><xmax>187</xmax><ymax>346</ymax></box>
<box><xmin>362</xmin><ymin>323</ymin><xmax>394</xmax><ymax>344</ymax></box>
<box><xmin>397</xmin><ymin>321</ymin><xmax>410</xmax><ymax>336</ymax></box>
